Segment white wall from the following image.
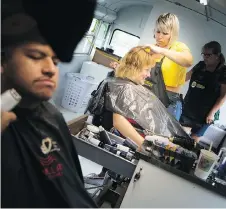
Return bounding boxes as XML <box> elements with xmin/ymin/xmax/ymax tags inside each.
<box><xmin>139</xmin><ymin>0</ymin><xmax>226</xmax><ymax>124</ymax></box>
<box><xmin>111</xmin><ymin>5</ymin><xmax>153</xmax><ymax>37</ymax></box>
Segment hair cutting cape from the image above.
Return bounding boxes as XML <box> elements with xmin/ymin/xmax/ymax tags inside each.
<box><xmin>88</xmin><ymin>78</ymin><xmax>189</xmax><ymax>138</ymax></box>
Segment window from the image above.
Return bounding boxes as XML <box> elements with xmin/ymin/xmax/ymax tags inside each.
<box><xmin>74</xmin><ymin>18</ymin><xmax>101</xmax><ymax>54</ymax></box>
<box><xmin>87</xmin><ymin>18</ymin><xmax>101</xmax><ymax>35</ymax></box>
<box><xmin>109</xmin><ymin>29</ymin><xmax>140</xmax><ymax>57</ymax></box>
<box><xmin>74</xmin><ymin>35</ymin><xmax>95</xmax><ymax>54</ymax></box>
<box><xmin>95</xmin><ymin>22</ymin><xmax>110</xmax><ymax>48</ymax></box>
<box><xmin>74</xmin><ymin>18</ymin><xmax>110</xmax><ymax>55</ymax></box>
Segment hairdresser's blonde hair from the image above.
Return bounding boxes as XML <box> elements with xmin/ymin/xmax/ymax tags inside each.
<box><xmin>154</xmin><ymin>13</ymin><xmax>179</xmax><ymax>46</ymax></box>
<box><xmin>115</xmin><ymin>46</ymin><xmax>155</xmax><ymax>80</ymax></box>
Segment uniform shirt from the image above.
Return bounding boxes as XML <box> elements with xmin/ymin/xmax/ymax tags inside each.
<box><xmin>154</xmin><ymin>41</ymin><xmax>190</xmax><ymax>88</ymax></box>
<box><xmin>1</xmin><ymin>102</ymin><xmax>97</xmax><ymax>208</ymax></box>
<box><xmin>182</xmin><ymin>61</ymin><xmax>226</xmax><ymax>124</ymax></box>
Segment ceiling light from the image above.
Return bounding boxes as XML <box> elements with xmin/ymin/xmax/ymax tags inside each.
<box><xmin>200</xmin><ymin>0</ymin><xmax>208</xmax><ymax>5</ymax></box>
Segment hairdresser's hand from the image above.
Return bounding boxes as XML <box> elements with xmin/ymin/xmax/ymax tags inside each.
<box><xmin>206</xmin><ymin>111</ymin><xmax>214</xmax><ymax>124</ymax></box>
<box><xmin>1</xmin><ymin>111</ymin><xmax>17</xmax><ymax>133</ymax></box>
<box><xmin>148</xmin><ymin>44</ymin><xmax>164</xmax><ymax>54</ymax></box>
<box><xmin>109</xmin><ymin>61</ymin><xmax>119</xmax><ymax>70</ymax></box>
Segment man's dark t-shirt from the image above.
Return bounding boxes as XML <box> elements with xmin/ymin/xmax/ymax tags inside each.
<box><xmin>1</xmin><ymin>102</ymin><xmax>97</xmax><ymax>208</ymax></box>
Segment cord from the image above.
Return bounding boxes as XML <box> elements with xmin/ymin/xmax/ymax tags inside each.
<box><xmin>169</xmin><ymin>1</ymin><xmax>226</xmax><ymax>28</ymax></box>
<box><xmin>208</xmin><ymin>5</ymin><xmax>226</xmax><ymax>16</ymax></box>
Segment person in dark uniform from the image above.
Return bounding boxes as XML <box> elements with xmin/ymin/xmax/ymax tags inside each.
<box><xmin>1</xmin><ymin>12</ymin><xmax>97</xmax><ymax>208</ymax></box>
<box><xmin>180</xmin><ymin>41</ymin><xmax>226</xmax><ymax>141</ymax></box>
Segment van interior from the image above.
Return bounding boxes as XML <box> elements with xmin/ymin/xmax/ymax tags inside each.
<box><xmin>43</xmin><ymin>0</ymin><xmax>226</xmax><ymax>207</ymax></box>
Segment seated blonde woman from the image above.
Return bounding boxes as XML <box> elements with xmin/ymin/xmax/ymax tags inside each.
<box><xmin>88</xmin><ymin>46</ymin><xmax>189</xmax><ymax>148</ymax></box>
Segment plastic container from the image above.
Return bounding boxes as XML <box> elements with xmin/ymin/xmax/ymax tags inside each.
<box><xmin>79</xmin><ymin>61</ymin><xmax>112</xmax><ymax>83</ymax></box>
<box><xmin>194</xmin><ymin>149</ymin><xmax>219</xmax><ymax>180</ymax></box>
<box><xmin>61</xmin><ymin>73</ymin><xmax>98</xmax><ymax>113</ymax></box>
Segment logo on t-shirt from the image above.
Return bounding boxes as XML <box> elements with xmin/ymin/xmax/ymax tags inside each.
<box><xmin>191</xmin><ymin>81</ymin><xmax>205</xmax><ymax>89</ymax></box>
<box><xmin>191</xmin><ymin>81</ymin><xmax>197</xmax><ymax>88</ymax></box>
<box><xmin>40</xmin><ymin>137</ymin><xmax>63</xmax><ymax>179</ymax></box>
<box><xmin>41</xmin><ymin>137</ymin><xmax>60</xmax><ymax>155</ymax></box>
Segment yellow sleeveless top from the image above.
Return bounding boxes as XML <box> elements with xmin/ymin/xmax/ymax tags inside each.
<box><xmin>154</xmin><ymin>41</ymin><xmax>190</xmax><ymax>88</ymax></box>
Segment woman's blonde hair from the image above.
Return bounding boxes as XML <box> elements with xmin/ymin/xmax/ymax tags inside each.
<box><xmin>154</xmin><ymin>13</ymin><xmax>179</xmax><ymax>46</ymax></box>
<box><xmin>115</xmin><ymin>46</ymin><xmax>155</xmax><ymax>80</ymax></box>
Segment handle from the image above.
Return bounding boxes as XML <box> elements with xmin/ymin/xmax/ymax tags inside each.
<box><xmin>86</xmin><ymin>76</ymin><xmax>95</xmax><ymax>81</ymax></box>
<box><xmin>66</xmin><ymin>73</ymin><xmax>81</xmax><ymax>80</ymax></box>
<box><xmin>218</xmin><ymin>147</ymin><xmax>226</xmax><ymax>157</ymax></box>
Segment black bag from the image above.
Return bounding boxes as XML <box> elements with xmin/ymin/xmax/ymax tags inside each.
<box><xmin>144</xmin><ymin>57</ymin><xmax>170</xmax><ymax>107</ymax></box>
<box><xmin>85</xmin><ymin>79</ymin><xmax>109</xmax><ymax>116</ymax></box>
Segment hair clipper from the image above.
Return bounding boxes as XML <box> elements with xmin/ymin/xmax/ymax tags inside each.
<box><xmin>1</xmin><ymin>89</ymin><xmax>21</xmax><ymax>112</ymax></box>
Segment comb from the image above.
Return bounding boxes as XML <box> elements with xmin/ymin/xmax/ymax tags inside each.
<box><xmin>144</xmin><ymin>47</ymin><xmax>151</xmax><ymax>53</ymax></box>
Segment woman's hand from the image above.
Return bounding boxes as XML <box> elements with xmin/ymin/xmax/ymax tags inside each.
<box><xmin>1</xmin><ymin>111</ymin><xmax>17</xmax><ymax>133</ymax></box>
<box><xmin>148</xmin><ymin>44</ymin><xmax>164</xmax><ymax>54</ymax></box>
<box><xmin>109</xmin><ymin>61</ymin><xmax>119</xmax><ymax>70</ymax></box>
<box><xmin>206</xmin><ymin>111</ymin><xmax>214</xmax><ymax>124</ymax></box>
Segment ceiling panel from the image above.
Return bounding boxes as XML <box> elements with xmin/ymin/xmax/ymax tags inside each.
<box><xmin>213</xmin><ymin>0</ymin><xmax>226</xmax><ymax>7</ymax></box>
<box><xmin>97</xmin><ymin>0</ymin><xmax>154</xmax><ymax>12</ymax></box>
<box><xmin>97</xmin><ymin>0</ymin><xmax>226</xmax><ymax>13</ymax></box>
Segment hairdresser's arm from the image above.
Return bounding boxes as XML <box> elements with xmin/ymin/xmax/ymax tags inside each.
<box><xmin>206</xmin><ymin>84</ymin><xmax>226</xmax><ymax>124</ymax></box>
<box><xmin>149</xmin><ymin>45</ymin><xmax>193</xmax><ymax>67</ymax></box>
<box><xmin>113</xmin><ymin>113</ymin><xmax>145</xmax><ymax>148</ymax></box>
<box><xmin>160</xmin><ymin>47</ymin><xmax>193</xmax><ymax>67</ymax></box>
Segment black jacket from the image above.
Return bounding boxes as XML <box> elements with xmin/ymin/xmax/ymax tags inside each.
<box><xmin>1</xmin><ymin>102</ymin><xmax>97</xmax><ymax>208</ymax></box>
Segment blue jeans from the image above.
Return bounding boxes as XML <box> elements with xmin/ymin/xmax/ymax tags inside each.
<box><xmin>167</xmin><ymin>100</ymin><xmax>182</xmax><ymax>121</ymax></box>
<box><xmin>192</xmin><ymin>124</ymin><xmax>210</xmax><ymax>137</ymax></box>
<box><xmin>166</xmin><ymin>91</ymin><xmax>182</xmax><ymax>121</ymax></box>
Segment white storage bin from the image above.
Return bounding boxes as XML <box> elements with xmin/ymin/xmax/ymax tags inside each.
<box><xmin>61</xmin><ymin>73</ymin><xmax>98</xmax><ymax>113</ymax></box>
<box><xmin>79</xmin><ymin>61</ymin><xmax>112</xmax><ymax>83</ymax></box>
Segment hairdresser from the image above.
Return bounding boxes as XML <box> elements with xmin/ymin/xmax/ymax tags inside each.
<box><xmin>146</xmin><ymin>13</ymin><xmax>193</xmax><ymax>120</ymax></box>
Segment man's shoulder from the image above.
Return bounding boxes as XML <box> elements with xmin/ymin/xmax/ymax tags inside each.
<box><xmin>219</xmin><ymin>64</ymin><xmax>226</xmax><ymax>71</ymax></box>
<box><xmin>41</xmin><ymin>101</ymin><xmax>62</xmax><ymax>115</ymax></box>
<box><xmin>40</xmin><ymin>102</ymin><xmax>72</xmax><ymax>140</ymax></box>
<box><xmin>40</xmin><ymin>102</ymin><xmax>66</xmax><ymax>122</ymax></box>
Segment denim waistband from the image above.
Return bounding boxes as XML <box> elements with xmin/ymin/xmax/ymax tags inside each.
<box><xmin>166</xmin><ymin>91</ymin><xmax>181</xmax><ymax>102</ymax></box>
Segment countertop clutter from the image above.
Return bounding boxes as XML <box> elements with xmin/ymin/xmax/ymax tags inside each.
<box><xmin>68</xmin><ymin>116</ymin><xmax>226</xmax><ymax>208</ymax></box>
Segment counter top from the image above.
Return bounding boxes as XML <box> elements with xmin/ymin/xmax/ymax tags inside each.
<box><xmin>120</xmin><ymin>159</ymin><xmax>226</xmax><ymax>208</ymax></box>
<box><xmin>136</xmin><ymin>151</ymin><xmax>226</xmax><ymax>198</ymax></box>
<box><xmin>95</xmin><ymin>47</ymin><xmax>121</xmax><ymax>60</ymax></box>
